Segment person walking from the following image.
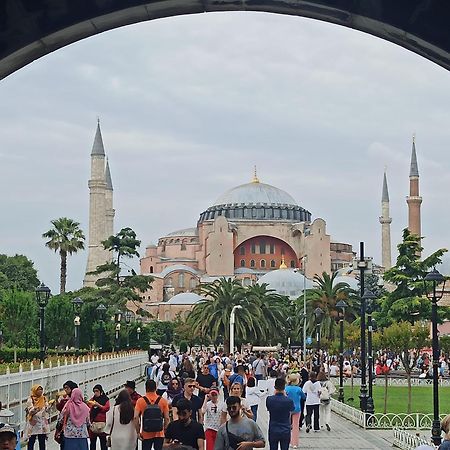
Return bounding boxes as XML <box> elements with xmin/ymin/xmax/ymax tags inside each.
<box><xmin>105</xmin><ymin>389</ymin><xmax>137</xmax><ymax>450</ymax></box>
<box><xmin>134</xmin><ymin>379</ymin><xmax>169</xmax><ymax>450</ymax></box>
<box><xmin>55</xmin><ymin>381</ymin><xmax>78</xmax><ymax>448</ymax></box>
<box><xmin>266</xmin><ymin>378</ymin><xmax>294</xmax><ymax>450</ymax></box>
<box><xmin>303</xmin><ymin>371</ymin><xmax>321</xmax><ymax>433</ymax></box>
<box><xmin>123</xmin><ymin>381</ymin><xmax>141</xmax><ymax>407</ymax></box>
<box><xmin>252</xmin><ymin>354</ymin><xmax>267</xmax><ymax>381</ymax></box>
<box><xmin>25</xmin><ymin>384</ymin><xmax>51</xmax><ymax>449</ymax></box>
<box><xmin>61</xmin><ymin>387</ymin><xmax>91</xmax><ymax>450</ymax></box>
<box><xmin>163</xmin><ymin>399</ymin><xmax>205</xmax><ymax>450</ymax></box>
<box><xmin>214</xmin><ymin>396</ymin><xmax>265</xmax><ymax>450</ymax></box>
<box><xmin>88</xmin><ymin>385</ymin><xmax>110</xmax><ymax>450</ymax></box>
<box><xmin>156</xmin><ymin>363</ymin><xmax>175</xmax><ymax>396</ymax></box>
<box><xmin>317</xmin><ymin>371</ymin><xmax>336</xmax><ymax>431</ymax></box>
<box><xmin>245</xmin><ymin>377</ymin><xmax>264</xmax><ymax>422</ymax></box>
<box><xmin>201</xmin><ymin>389</ymin><xmax>223</xmax><ymax>450</ymax></box>
<box><xmin>285</xmin><ymin>374</ymin><xmax>305</xmax><ymax>448</ymax></box>
<box><xmin>197</xmin><ymin>365</ymin><xmax>218</xmax><ymax>402</ymax></box>
<box><xmin>171</xmin><ymin>378</ymin><xmax>203</xmax><ymax>422</ymax></box>
<box><xmin>220</xmin><ymin>383</ymin><xmax>253</xmax><ymax>424</ymax></box>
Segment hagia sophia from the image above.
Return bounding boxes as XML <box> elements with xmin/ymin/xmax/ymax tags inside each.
<box><xmin>83</xmin><ymin>123</ymin><xmax>446</xmax><ymax>322</ymax></box>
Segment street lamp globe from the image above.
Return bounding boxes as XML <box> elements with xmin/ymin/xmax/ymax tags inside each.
<box><xmin>96</xmin><ymin>304</ymin><xmax>107</xmax><ymax>320</ymax></box>
<box><xmin>35</xmin><ymin>283</ymin><xmax>51</xmax><ymax>308</ymax></box>
<box><xmin>336</xmin><ymin>300</ymin><xmax>347</xmax><ymax>317</ymax></box>
<box><xmin>424</xmin><ymin>268</ymin><xmax>446</xmax><ymax>302</ymax></box>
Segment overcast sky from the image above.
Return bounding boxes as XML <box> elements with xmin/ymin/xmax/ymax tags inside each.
<box><xmin>1</xmin><ymin>11</ymin><xmax>450</xmax><ymax>293</ymax></box>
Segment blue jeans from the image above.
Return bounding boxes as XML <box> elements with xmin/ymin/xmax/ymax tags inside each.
<box><xmin>251</xmin><ymin>404</ymin><xmax>258</xmax><ymax>421</ymax></box>
<box><xmin>64</xmin><ymin>438</ymin><xmax>88</xmax><ymax>450</ymax></box>
<box><xmin>255</xmin><ymin>374</ymin><xmax>263</xmax><ymax>381</ymax></box>
<box><xmin>268</xmin><ymin>431</ymin><xmax>290</xmax><ymax>450</ymax></box>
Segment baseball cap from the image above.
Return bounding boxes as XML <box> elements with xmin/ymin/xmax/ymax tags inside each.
<box><xmin>124</xmin><ymin>380</ymin><xmax>136</xmax><ymax>390</ymax></box>
<box><xmin>209</xmin><ymin>389</ymin><xmax>219</xmax><ymax>395</ymax></box>
<box><xmin>0</xmin><ymin>423</ymin><xmax>16</xmax><ymax>437</ymax></box>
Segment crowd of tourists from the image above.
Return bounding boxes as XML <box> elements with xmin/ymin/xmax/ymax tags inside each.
<box><xmin>1</xmin><ymin>347</ymin><xmax>449</xmax><ymax>450</ymax></box>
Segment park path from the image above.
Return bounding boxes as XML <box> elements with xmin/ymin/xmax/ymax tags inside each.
<box><xmin>47</xmin><ymin>380</ymin><xmax>397</xmax><ymax>450</ymax></box>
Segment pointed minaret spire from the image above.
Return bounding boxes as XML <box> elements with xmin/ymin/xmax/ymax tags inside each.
<box><xmin>410</xmin><ymin>134</ymin><xmax>419</xmax><ymax>177</ymax></box>
<box><xmin>406</xmin><ymin>135</ymin><xmax>422</xmax><ymax>240</ymax></box>
<box><xmin>379</xmin><ymin>169</ymin><xmax>392</xmax><ymax>269</ymax></box>
<box><xmin>251</xmin><ymin>166</ymin><xmax>260</xmax><ymax>183</ymax></box>
<box><xmin>91</xmin><ymin>120</ymin><xmax>105</xmax><ymax>156</ymax></box>
<box><xmin>105</xmin><ymin>158</ymin><xmax>113</xmax><ymax>191</ymax></box>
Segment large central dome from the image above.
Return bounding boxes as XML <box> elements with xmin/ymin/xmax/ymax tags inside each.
<box><xmin>198</xmin><ymin>174</ymin><xmax>311</xmax><ymax>224</ymax></box>
<box><xmin>214</xmin><ymin>181</ymin><xmax>297</xmax><ymax>207</ymax></box>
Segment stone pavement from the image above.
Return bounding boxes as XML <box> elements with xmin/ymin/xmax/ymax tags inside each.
<box><xmin>46</xmin><ymin>381</ymin><xmax>397</xmax><ymax>450</ymax></box>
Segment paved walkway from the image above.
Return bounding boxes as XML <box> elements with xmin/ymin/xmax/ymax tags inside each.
<box><xmin>46</xmin><ymin>381</ymin><xmax>397</xmax><ymax>450</ymax></box>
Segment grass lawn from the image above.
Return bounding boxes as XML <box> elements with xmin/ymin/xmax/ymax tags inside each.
<box><xmin>339</xmin><ymin>385</ymin><xmax>450</xmax><ymax>415</ymax></box>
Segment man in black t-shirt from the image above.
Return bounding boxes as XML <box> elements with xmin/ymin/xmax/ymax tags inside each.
<box><xmin>164</xmin><ymin>399</ymin><xmax>205</xmax><ymax>450</ymax></box>
<box><xmin>196</xmin><ymin>365</ymin><xmax>217</xmax><ymax>401</ymax></box>
<box><xmin>172</xmin><ymin>378</ymin><xmax>204</xmax><ymax>422</ymax></box>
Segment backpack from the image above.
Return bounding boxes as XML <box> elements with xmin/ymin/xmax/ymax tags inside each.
<box><xmin>161</xmin><ymin>372</ymin><xmax>172</xmax><ymax>386</ymax></box>
<box><xmin>319</xmin><ymin>382</ymin><xmax>330</xmax><ymax>402</ymax></box>
<box><xmin>142</xmin><ymin>396</ymin><xmax>163</xmax><ymax>432</ymax></box>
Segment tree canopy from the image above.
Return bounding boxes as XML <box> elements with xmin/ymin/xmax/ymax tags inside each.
<box><xmin>0</xmin><ymin>254</ymin><xmax>39</xmax><ymax>292</ymax></box>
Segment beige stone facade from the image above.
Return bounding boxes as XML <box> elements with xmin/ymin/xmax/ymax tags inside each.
<box><xmin>138</xmin><ymin>176</ymin><xmax>353</xmax><ymax>321</ymax></box>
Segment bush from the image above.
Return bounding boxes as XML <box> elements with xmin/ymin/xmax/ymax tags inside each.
<box><xmin>0</xmin><ymin>347</ymin><xmax>90</xmax><ymax>363</ymax></box>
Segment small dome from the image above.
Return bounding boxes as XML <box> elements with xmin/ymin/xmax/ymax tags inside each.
<box><xmin>166</xmin><ymin>292</ymin><xmax>205</xmax><ymax>305</ymax></box>
<box><xmin>257</xmin><ymin>269</ymin><xmax>313</xmax><ymax>299</ymax></box>
<box><xmin>214</xmin><ymin>181</ymin><xmax>297</xmax><ymax>207</ymax></box>
<box><xmin>165</xmin><ymin>228</ymin><xmax>198</xmax><ymax>237</ymax></box>
<box><xmin>333</xmin><ymin>275</ymin><xmax>359</xmax><ymax>290</ymax></box>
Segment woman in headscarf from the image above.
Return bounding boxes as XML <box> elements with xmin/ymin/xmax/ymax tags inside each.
<box><xmin>55</xmin><ymin>381</ymin><xmax>78</xmax><ymax>448</ymax></box>
<box><xmin>25</xmin><ymin>384</ymin><xmax>51</xmax><ymax>449</ymax></box>
<box><xmin>61</xmin><ymin>388</ymin><xmax>91</xmax><ymax>450</ymax></box>
<box><xmin>104</xmin><ymin>390</ymin><xmax>137</xmax><ymax>450</ymax></box>
<box><xmin>163</xmin><ymin>378</ymin><xmax>183</xmax><ymax>406</ymax></box>
<box><xmin>88</xmin><ymin>385</ymin><xmax>110</xmax><ymax>450</ymax></box>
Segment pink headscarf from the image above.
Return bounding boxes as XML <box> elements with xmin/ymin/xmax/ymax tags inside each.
<box><xmin>63</xmin><ymin>387</ymin><xmax>90</xmax><ymax>427</ymax></box>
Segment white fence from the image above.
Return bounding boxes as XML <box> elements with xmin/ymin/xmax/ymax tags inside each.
<box><xmin>393</xmin><ymin>428</ymin><xmax>433</xmax><ymax>450</ymax></box>
<box><xmin>0</xmin><ymin>351</ymin><xmax>148</xmax><ymax>432</ymax></box>
<box><xmin>332</xmin><ymin>377</ymin><xmax>450</xmax><ymax>387</ymax></box>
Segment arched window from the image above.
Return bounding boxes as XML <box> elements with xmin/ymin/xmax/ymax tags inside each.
<box><xmin>240</xmin><ymin>259</ymin><xmax>246</xmax><ymax>267</ymax></box>
<box><xmin>190</xmin><ymin>278</ymin><xmax>197</xmax><ymax>289</ymax></box>
<box><xmin>261</xmin><ymin>259</ymin><xmax>266</xmax><ymax>268</ymax></box>
<box><xmin>250</xmin><ymin>260</ymin><xmax>255</xmax><ymax>268</ymax></box>
<box><xmin>165</xmin><ymin>277</ymin><xmax>173</xmax><ymax>287</ymax></box>
<box><xmin>270</xmin><ymin>260</ymin><xmax>276</xmax><ymax>268</ymax></box>
<box><xmin>240</xmin><ymin>246</ymin><xmax>245</xmax><ymax>255</ymax></box>
<box><xmin>270</xmin><ymin>244</ymin><xmax>275</xmax><ymax>254</ymax></box>
<box><xmin>178</xmin><ymin>272</ymin><xmax>185</xmax><ymax>288</ymax></box>
<box><xmin>290</xmin><ymin>260</ymin><xmax>296</xmax><ymax>268</ymax></box>
<box><xmin>181</xmin><ymin>239</ymin><xmax>187</xmax><ymax>251</ymax></box>
<box><xmin>251</xmin><ymin>243</ymin><xmax>256</xmax><ymax>254</ymax></box>
<box><xmin>150</xmin><ymin>266</ymin><xmax>154</xmax><ymax>273</ymax></box>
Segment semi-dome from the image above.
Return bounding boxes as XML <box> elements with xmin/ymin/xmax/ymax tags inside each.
<box><xmin>333</xmin><ymin>275</ymin><xmax>359</xmax><ymax>290</ymax></box>
<box><xmin>257</xmin><ymin>269</ymin><xmax>314</xmax><ymax>299</ymax></box>
<box><xmin>198</xmin><ymin>176</ymin><xmax>311</xmax><ymax>224</ymax></box>
<box><xmin>166</xmin><ymin>292</ymin><xmax>205</xmax><ymax>305</ymax></box>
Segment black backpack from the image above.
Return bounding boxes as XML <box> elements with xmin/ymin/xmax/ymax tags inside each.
<box><xmin>142</xmin><ymin>396</ymin><xmax>163</xmax><ymax>432</ymax></box>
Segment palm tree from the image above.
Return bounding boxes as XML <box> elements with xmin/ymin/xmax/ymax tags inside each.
<box><xmin>298</xmin><ymin>271</ymin><xmax>358</xmax><ymax>342</ymax></box>
<box><xmin>245</xmin><ymin>283</ymin><xmax>290</xmax><ymax>343</ymax></box>
<box><xmin>43</xmin><ymin>217</ymin><xmax>85</xmax><ymax>294</ymax></box>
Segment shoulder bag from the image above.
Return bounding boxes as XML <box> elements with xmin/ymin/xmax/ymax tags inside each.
<box><xmin>107</xmin><ymin>406</ymin><xmax>115</xmax><ymax>448</ymax></box>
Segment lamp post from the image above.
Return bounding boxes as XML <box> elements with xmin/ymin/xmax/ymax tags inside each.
<box><xmin>114</xmin><ymin>310</ymin><xmax>122</xmax><ymax>352</ymax></box>
<box><xmin>125</xmin><ymin>310</ymin><xmax>132</xmax><ymax>349</ymax></box>
<box><xmin>363</xmin><ymin>288</ymin><xmax>377</xmax><ymax>417</ymax></box>
<box><xmin>229</xmin><ymin>305</ymin><xmax>242</xmax><ymax>354</ymax></box>
<box><xmin>301</xmin><ymin>256</ymin><xmax>308</xmax><ymax>359</ymax></box>
<box><xmin>96</xmin><ymin>304</ymin><xmax>106</xmax><ymax>353</ymax></box>
<box><xmin>35</xmin><ymin>283</ymin><xmax>51</xmax><ymax>363</ymax></box>
<box><xmin>336</xmin><ymin>300</ymin><xmax>347</xmax><ymax>403</ymax></box>
<box><xmin>137</xmin><ymin>326</ymin><xmax>141</xmax><ymax>348</ymax></box>
<box><xmin>314</xmin><ymin>307</ymin><xmax>324</xmax><ymax>358</ymax></box>
<box><xmin>71</xmin><ymin>297</ymin><xmax>83</xmax><ymax>356</ymax></box>
<box><xmin>424</xmin><ymin>268</ymin><xmax>446</xmax><ymax>446</ymax></box>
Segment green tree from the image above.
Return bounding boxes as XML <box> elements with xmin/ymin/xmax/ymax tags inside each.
<box><xmin>0</xmin><ymin>254</ymin><xmax>40</xmax><ymax>291</ymax></box>
<box><xmin>42</xmin><ymin>217</ymin><xmax>85</xmax><ymax>294</ymax></box>
<box><xmin>91</xmin><ymin>227</ymin><xmax>153</xmax><ymax>310</ymax></box>
<box><xmin>382</xmin><ymin>321</ymin><xmax>429</xmax><ymax>413</ymax></box>
<box><xmin>299</xmin><ymin>271</ymin><xmax>358</xmax><ymax>342</ymax></box>
<box><xmin>44</xmin><ymin>294</ymin><xmax>74</xmax><ymax>348</ymax></box>
<box><xmin>377</xmin><ymin>229</ymin><xmax>447</xmax><ymax>327</ymax></box>
<box><xmin>0</xmin><ymin>290</ymin><xmax>38</xmax><ymax>361</ymax></box>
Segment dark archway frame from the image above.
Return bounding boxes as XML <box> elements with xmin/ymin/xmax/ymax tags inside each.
<box><xmin>1</xmin><ymin>1</ymin><xmax>450</xmax><ymax>80</ymax></box>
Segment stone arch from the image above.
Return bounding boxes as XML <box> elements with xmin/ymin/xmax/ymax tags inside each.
<box><xmin>1</xmin><ymin>2</ymin><xmax>450</xmax><ymax>80</ymax></box>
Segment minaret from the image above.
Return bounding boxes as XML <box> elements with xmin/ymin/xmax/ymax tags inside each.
<box><xmin>105</xmin><ymin>158</ymin><xmax>115</xmax><ymax>243</ymax></box>
<box><xmin>84</xmin><ymin>121</ymin><xmax>108</xmax><ymax>287</ymax></box>
<box><xmin>406</xmin><ymin>136</ymin><xmax>422</xmax><ymax>238</ymax></box>
<box><xmin>379</xmin><ymin>170</ymin><xmax>392</xmax><ymax>269</ymax></box>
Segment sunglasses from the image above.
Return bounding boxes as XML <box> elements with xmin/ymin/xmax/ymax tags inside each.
<box><xmin>227</xmin><ymin>405</ymin><xmax>240</xmax><ymax>410</ymax></box>
<box><xmin>187</xmin><ymin>384</ymin><xmax>196</xmax><ymax>388</ymax></box>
